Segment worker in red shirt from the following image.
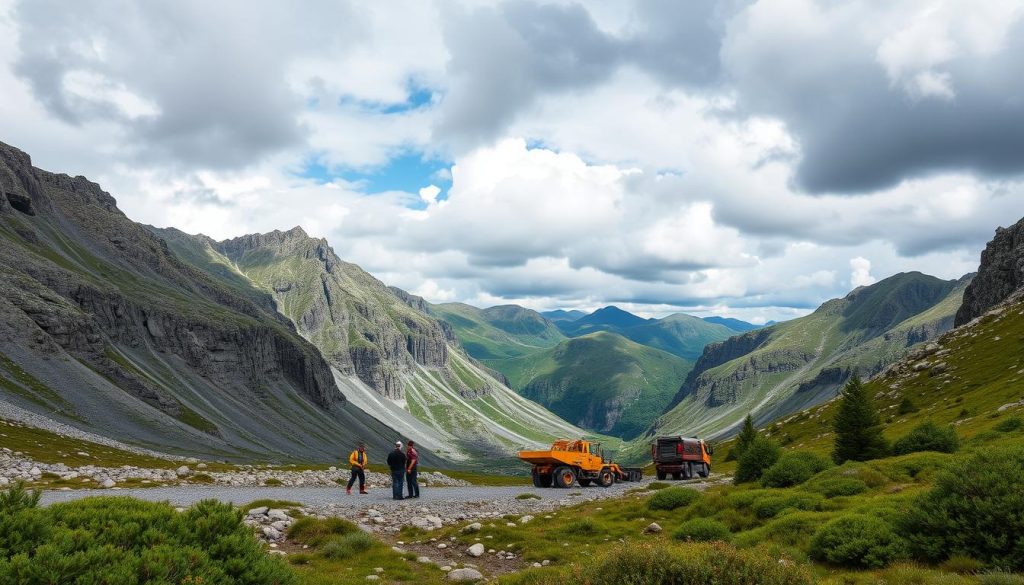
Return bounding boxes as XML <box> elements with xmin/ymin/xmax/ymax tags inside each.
<box><xmin>405</xmin><ymin>440</ymin><xmax>420</xmax><ymax>499</ymax></box>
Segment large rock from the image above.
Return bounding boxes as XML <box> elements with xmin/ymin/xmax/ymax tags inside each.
<box><xmin>447</xmin><ymin>568</ymin><xmax>484</xmax><ymax>582</ymax></box>
<box><xmin>467</xmin><ymin>543</ymin><xmax>485</xmax><ymax>557</ymax></box>
<box><xmin>956</xmin><ymin>217</ymin><xmax>1024</xmax><ymax>326</ymax></box>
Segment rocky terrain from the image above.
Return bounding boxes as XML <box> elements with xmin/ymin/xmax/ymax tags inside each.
<box><xmin>955</xmin><ymin>216</ymin><xmax>1024</xmax><ymax>326</ymax></box>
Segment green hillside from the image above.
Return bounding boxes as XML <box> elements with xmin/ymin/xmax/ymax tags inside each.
<box><xmin>429</xmin><ymin>302</ymin><xmax>565</xmax><ymax>371</ymax></box>
<box><xmin>557</xmin><ymin>306</ymin><xmax>737</xmax><ymax>360</ymax></box>
<box><xmin>719</xmin><ymin>289</ymin><xmax>1024</xmax><ymax>460</ymax></box>
<box><xmin>506</xmin><ymin>332</ymin><xmax>693</xmax><ymax>439</ymax></box>
<box><xmin>646</xmin><ymin>272</ymin><xmax>970</xmax><ymax>447</ymax></box>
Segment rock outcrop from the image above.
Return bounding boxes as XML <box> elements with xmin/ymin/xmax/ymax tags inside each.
<box><xmin>955</xmin><ymin>217</ymin><xmax>1024</xmax><ymax>326</ymax></box>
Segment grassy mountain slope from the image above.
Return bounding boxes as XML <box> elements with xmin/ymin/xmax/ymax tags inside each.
<box><xmin>159</xmin><ymin>228</ymin><xmax>591</xmax><ymax>460</ymax></box>
<box><xmin>727</xmin><ymin>289</ymin><xmax>1024</xmax><ymax>459</ymax></box>
<box><xmin>647</xmin><ymin>272</ymin><xmax>970</xmax><ymax>446</ymax></box>
<box><xmin>505</xmin><ymin>332</ymin><xmax>693</xmax><ymax>439</ymax></box>
<box><xmin>428</xmin><ymin>303</ymin><xmax>565</xmax><ymax>373</ymax></box>
<box><xmin>556</xmin><ymin>306</ymin><xmax>737</xmax><ymax>360</ymax></box>
<box><xmin>0</xmin><ymin>141</ymin><xmax>413</xmax><ymax>463</ymax></box>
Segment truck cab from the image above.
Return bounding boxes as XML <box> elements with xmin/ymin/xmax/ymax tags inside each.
<box><xmin>652</xmin><ymin>436</ymin><xmax>713</xmax><ymax>480</ymax></box>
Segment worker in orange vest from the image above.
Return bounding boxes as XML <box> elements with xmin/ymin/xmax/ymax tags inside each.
<box><xmin>346</xmin><ymin>442</ymin><xmax>368</xmax><ymax>494</ymax></box>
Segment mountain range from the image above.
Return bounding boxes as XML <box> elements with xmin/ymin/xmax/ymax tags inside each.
<box><xmin>0</xmin><ymin>141</ymin><xmax>585</xmax><ymax>464</ymax></box>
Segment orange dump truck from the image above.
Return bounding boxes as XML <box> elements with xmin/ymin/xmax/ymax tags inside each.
<box><xmin>519</xmin><ymin>439</ymin><xmax>643</xmax><ymax>488</ymax></box>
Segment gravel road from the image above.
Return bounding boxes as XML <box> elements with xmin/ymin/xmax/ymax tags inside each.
<box><xmin>40</xmin><ymin>480</ymin><xmax>654</xmax><ymax>508</ymax></box>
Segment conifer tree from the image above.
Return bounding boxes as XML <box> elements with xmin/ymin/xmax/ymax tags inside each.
<box><xmin>727</xmin><ymin>414</ymin><xmax>758</xmax><ymax>461</ymax></box>
<box><xmin>832</xmin><ymin>375</ymin><xmax>889</xmax><ymax>464</ymax></box>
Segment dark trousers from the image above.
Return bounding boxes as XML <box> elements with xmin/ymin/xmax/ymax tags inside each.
<box><xmin>347</xmin><ymin>466</ymin><xmax>365</xmax><ymax>491</ymax></box>
<box><xmin>406</xmin><ymin>467</ymin><xmax>419</xmax><ymax>498</ymax></box>
<box><xmin>390</xmin><ymin>469</ymin><xmax>404</xmax><ymax>499</ymax></box>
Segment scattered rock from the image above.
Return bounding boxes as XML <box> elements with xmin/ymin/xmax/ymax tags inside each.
<box><xmin>644</xmin><ymin>522</ymin><xmax>662</xmax><ymax>534</ymax></box>
<box><xmin>447</xmin><ymin>568</ymin><xmax>484</xmax><ymax>582</ymax></box>
<box><xmin>467</xmin><ymin>543</ymin><xmax>485</xmax><ymax>557</ymax></box>
<box><xmin>462</xmin><ymin>522</ymin><xmax>482</xmax><ymax>533</ymax></box>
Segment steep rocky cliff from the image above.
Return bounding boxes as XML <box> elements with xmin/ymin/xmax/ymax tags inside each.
<box><xmin>157</xmin><ymin>226</ymin><xmax>588</xmax><ymax>459</ymax></box>
<box><xmin>0</xmin><ymin>141</ymin><xmax>416</xmax><ymax>463</ymax></box>
<box><xmin>955</xmin><ymin>217</ymin><xmax>1024</xmax><ymax>326</ymax></box>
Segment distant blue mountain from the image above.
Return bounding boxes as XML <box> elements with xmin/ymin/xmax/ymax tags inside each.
<box><xmin>541</xmin><ymin>309</ymin><xmax>588</xmax><ymax>323</ymax></box>
<box><xmin>702</xmin><ymin>316</ymin><xmax>763</xmax><ymax>332</ymax></box>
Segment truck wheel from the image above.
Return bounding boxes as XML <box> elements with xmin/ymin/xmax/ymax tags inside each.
<box><xmin>578</xmin><ymin>479</ymin><xmax>592</xmax><ymax>487</ymax></box>
<box><xmin>597</xmin><ymin>469</ymin><xmax>614</xmax><ymax>488</ymax></box>
<box><xmin>656</xmin><ymin>470</ymin><xmax>667</xmax><ymax>480</ymax></box>
<box><xmin>699</xmin><ymin>464</ymin><xmax>709</xmax><ymax>478</ymax></box>
<box><xmin>686</xmin><ymin>463</ymin><xmax>694</xmax><ymax>479</ymax></box>
<box><xmin>554</xmin><ymin>466</ymin><xmax>576</xmax><ymax>488</ymax></box>
<box><xmin>532</xmin><ymin>471</ymin><xmax>543</xmax><ymax>488</ymax></box>
<box><xmin>540</xmin><ymin>474</ymin><xmax>553</xmax><ymax>488</ymax></box>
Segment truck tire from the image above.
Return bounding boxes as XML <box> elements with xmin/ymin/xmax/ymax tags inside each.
<box><xmin>554</xmin><ymin>466</ymin><xmax>576</xmax><ymax>488</ymax></box>
<box><xmin>699</xmin><ymin>463</ymin><xmax>709</xmax><ymax>478</ymax></box>
<box><xmin>686</xmin><ymin>463</ymin><xmax>694</xmax><ymax>479</ymax></box>
<box><xmin>578</xmin><ymin>479</ymin><xmax>592</xmax><ymax>487</ymax></box>
<box><xmin>656</xmin><ymin>470</ymin><xmax>666</xmax><ymax>480</ymax></box>
<box><xmin>532</xmin><ymin>471</ymin><xmax>543</xmax><ymax>488</ymax></box>
<box><xmin>597</xmin><ymin>469</ymin><xmax>614</xmax><ymax>488</ymax></box>
<box><xmin>540</xmin><ymin>474</ymin><xmax>553</xmax><ymax>487</ymax></box>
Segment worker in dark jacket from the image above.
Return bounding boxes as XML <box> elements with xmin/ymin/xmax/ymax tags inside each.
<box><xmin>405</xmin><ymin>440</ymin><xmax>420</xmax><ymax>499</ymax></box>
<box><xmin>346</xmin><ymin>442</ymin><xmax>368</xmax><ymax>495</ymax></box>
<box><xmin>386</xmin><ymin>441</ymin><xmax>407</xmax><ymax>500</ymax></box>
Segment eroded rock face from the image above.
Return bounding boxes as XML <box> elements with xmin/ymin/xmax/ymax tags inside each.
<box><xmin>955</xmin><ymin>217</ymin><xmax>1024</xmax><ymax>326</ymax></box>
<box><xmin>213</xmin><ymin>229</ymin><xmax>465</xmax><ymax>400</ymax></box>
<box><xmin>0</xmin><ymin>140</ymin><xmax>409</xmax><ymax>461</ymax></box>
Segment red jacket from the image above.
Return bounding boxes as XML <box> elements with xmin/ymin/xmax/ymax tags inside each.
<box><xmin>406</xmin><ymin>447</ymin><xmax>418</xmax><ymax>471</ymax></box>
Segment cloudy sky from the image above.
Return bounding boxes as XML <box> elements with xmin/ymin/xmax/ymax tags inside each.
<box><xmin>2</xmin><ymin>0</ymin><xmax>1024</xmax><ymax>323</ymax></box>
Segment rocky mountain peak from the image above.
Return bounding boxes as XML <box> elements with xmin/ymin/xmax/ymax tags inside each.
<box><xmin>955</xmin><ymin>217</ymin><xmax>1024</xmax><ymax>326</ymax></box>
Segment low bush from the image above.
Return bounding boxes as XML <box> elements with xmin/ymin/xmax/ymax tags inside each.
<box><xmin>0</xmin><ymin>484</ymin><xmax>293</xmax><ymax>584</ymax></box>
<box><xmin>647</xmin><ymin>487</ymin><xmax>700</xmax><ymax>511</ymax></box>
<box><xmin>751</xmin><ymin>492</ymin><xmax>825</xmax><ymax>519</ymax></box>
<box><xmin>901</xmin><ymin>446</ymin><xmax>1024</xmax><ymax>570</ymax></box>
<box><xmin>320</xmin><ymin>532</ymin><xmax>374</xmax><ymax>560</ymax></box>
<box><xmin>802</xmin><ymin>476</ymin><xmax>868</xmax><ymax>498</ymax></box>
<box><xmin>736</xmin><ymin>437</ymin><xmax>781</xmax><ymax>484</ymax></box>
<box><xmin>873</xmin><ymin>451</ymin><xmax>952</xmax><ymax>483</ymax></box>
<box><xmin>733</xmin><ymin>511</ymin><xmax>836</xmax><ymax>549</ymax></box>
<box><xmin>878</xmin><ymin>564</ymin><xmax>975</xmax><ymax>585</ymax></box>
<box><xmin>287</xmin><ymin>516</ymin><xmax>358</xmax><ymax>546</ymax></box>
<box><xmin>898</xmin><ymin>396</ymin><xmax>920</xmax><ymax>414</ymax></box>
<box><xmin>940</xmin><ymin>554</ymin><xmax>985</xmax><ymax>575</ymax></box>
<box><xmin>502</xmin><ymin>541</ymin><xmax>812</xmax><ymax>585</ymax></box>
<box><xmin>761</xmin><ymin>451</ymin><xmax>832</xmax><ymax>488</ymax></box>
<box><xmin>672</xmin><ymin>518</ymin><xmax>732</xmax><ymax>542</ymax></box>
<box><xmin>809</xmin><ymin>514</ymin><xmax>906</xmax><ymax>568</ymax></box>
<box><xmin>516</xmin><ymin>493</ymin><xmax>541</xmax><ymax>500</ymax></box>
<box><xmin>565</xmin><ymin>518</ymin><xmax>600</xmax><ymax>536</ymax></box>
<box><xmin>263</xmin><ymin>478</ymin><xmax>283</xmax><ymax>486</ymax></box>
<box><xmin>892</xmin><ymin>421</ymin><xmax>960</xmax><ymax>455</ymax></box>
<box><xmin>994</xmin><ymin>417</ymin><xmax>1024</xmax><ymax>433</ymax></box>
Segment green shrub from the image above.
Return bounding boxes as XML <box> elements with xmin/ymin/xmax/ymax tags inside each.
<box><xmin>892</xmin><ymin>421</ymin><xmax>960</xmax><ymax>455</ymax></box>
<box><xmin>0</xmin><ymin>489</ymin><xmax>293</xmax><ymax>584</ymax></box>
<box><xmin>901</xmin><ymin>446</ymin><xmax>1024</xmax><ymax>570</ymax></box>
<box><xmin>994</xmin><ymin>417</ymin><xmax>1024</xmax><ymax>433</ymax></box>
<box><xmin>736</xmin><ymin>437</ymin><xmax>781</xmax><ymax>484</ymax></box>
<box><xmin>320</xmin><ymin>532</ymin><xmax>374</xmax><ymax>560</ymax></box>
<box><xmin>879</xmin><ymin>564</ymin><xmax>976</xmax><ymax>585</ymax></box>
<box><xmin>516</xmin><ymin>493</ymin><xmax>541</xmax><ymax>500</ymax></box>
<box><xmin>940</xmin><ymin>554</ymin><xmax>985</xmax><ymax>575</ymax></box>
<box><xmin>873</xmin><ymin>451</ymin><xmax>952</xmax><ymax>483</ymax></box>
<box><xmin>673</xmin><ymin>518</ymin><xmax>732</xmax><ymax>542</ymax></box>
<box><xmin>809</xmin><ymin>514</ymin><xmax>906</xmax><ymax>568</ymax></box>
<box><xmin>647</xmin><ymin>487</ymin><xmax>700</xmax><ymax>511</ymax></box>
<box><xmin>803</xmin><ymin>476</ymin><xmax>868</xmax><ymax>498</ymax></box>
<box><xmin>287</xmin><ymin>516</ymin><xmax>358</xmax><ymax>546</ymax></box>
<box><xmin>566</xmin><ymin>518</ymin><xmax>600</xmax><ymax>535</ymax></box>
<box><xmin>263</xmin><ymin>478</ymin><xmax>283</xmax><ymax>486</ymax></box>
<box><xmin>502</xmin><ymin>541</ymin><xmax>812</xmax><ymax>585</ymax></box>
<box><xmin>733</xmin><ymin>511</ymin><xmax>836</xmax><ymax>549</ymax></box>
<box><xmin>898</xmin><ymin>396</ymin><xmax>920</xmax><ymax>414</ymax></box>
<box><xmin>751</xmin><ymin>493</ymin><xmax>825</xmax><ymax>519</ymax></box>
<box><xmin>761</xmin><ymin>451</ymin><xmax>832</xmax><ymax>488</ymax></box>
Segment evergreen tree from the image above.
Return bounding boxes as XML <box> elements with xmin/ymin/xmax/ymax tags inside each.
<box><xmin>832</xmin><ymin>375</ymin><xmax>889</xmax><ymax>464</ymax></box>
<box><xmin>727</xmin><ymin>413</ymin><xmax>758</xmax><ymax>461</ymax></box>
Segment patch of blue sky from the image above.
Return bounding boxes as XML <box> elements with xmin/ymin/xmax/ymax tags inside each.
<box><xmin>298</xmin><ymin>151</ymin><xmax>452</xmax><ymax>207</ymax></box>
